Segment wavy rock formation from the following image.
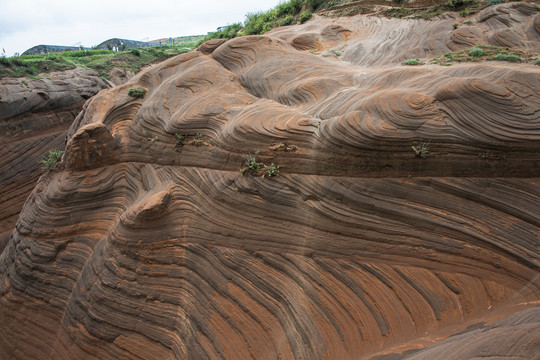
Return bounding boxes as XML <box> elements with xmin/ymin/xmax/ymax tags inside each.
<box><xmin>0</xmin><ymin>68</ymin><xmax>108</xmax><ymax>249</ymax></box>
<box><xmin>273</xmin><ymin>1</ymin><xmax>540</xmax><ymax>64</ymax></box>
<box><xmin>399</xmin><ymin>305</ymin><xmax>540</xmax><ymax>360</ymax></box>
<box><xmin>1</xmin><ymin>3</ymin><xmax>539</xmax><ymax>359</ymax></box>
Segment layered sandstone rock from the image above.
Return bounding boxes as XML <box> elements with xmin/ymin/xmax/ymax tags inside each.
<box><xmin>0</xmin><ymin>3</ymin><xmax>539</xmax><ymax>359</ymax></box>
<box><xmin>0</xmin><ymin>68</ymin><xmax>108</xmax><ymax>249</ymax></box>
<box><xmin>394</xmin><ymin>305</ymin><xmax>540</xmax><ymax>359</ymax></box>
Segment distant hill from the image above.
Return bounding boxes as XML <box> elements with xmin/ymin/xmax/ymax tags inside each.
<box><xmin>20</xmin><ymin>36</ymin><xmax>205</xmax><ymax>56</ymax></box>
<box><xmin>95</xmin><ymin>38</ymin><xmax>159</xmax><ymax>51</ymax></box>
<box><xmin>22</xmin><ymin>45</ymin><xmax>91</xmax><ymax>56</ymax></box>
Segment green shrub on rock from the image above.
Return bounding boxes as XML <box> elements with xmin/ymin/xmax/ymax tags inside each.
<box><xmin>300</xmin><ymin>10</ymin><xmax>313</xmax><ymax>24</ymax></box>
<box><xmin>468</xmin><ymin>47</ymin><xmax>484</xmax><ymax>57</ymax></box>
<box><xmin>403</xmin><ymin>58</ymin><xmax>420</xmax><ymax>65</ymax></box>
<box><xmin>446</xmin><ymin>0</ymin><xmax>474</xmax><ymax>9</ymax></box>
<box><xmin>40</xmin><ymin>150</ymin><xmax>64</xmax><ymax>170</ymax></box>
<box><xmin>128</xmin><ymin>87</ymin><xmax>146</xmax><ymax>98</ymax></box>
<box><xmin>278</xmin><ymin>15</ymin><xmax>296</xmax><ymax>26</ymax></box>
<box><xmin>487</xmin><ymin>0</ymin><xmax>505</xmax><ymax>6</ymax></box>
<box><xmin>307</xmin><ymin>0</ymin><xmax>326</xmax><ymax>10</ymax></box>
<box><xmin>494</xmin><ymin>53</ymin><xmax>519</xmax><ymax>62</ymax></box>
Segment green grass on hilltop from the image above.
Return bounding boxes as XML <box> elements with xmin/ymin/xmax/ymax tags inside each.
<box><xmin>0</xmin><ymin>44</ymin><xmax>197</xmax><ymax>80</ymax></box>
<box><xmin>196</xmin><ymin>0</ymin><xmax>332</xmax><ymax>45</ymax></box>
<box><xmin>382</xmin><ymin>0</ymin><xmax>480</xmax><ymax>20</ymax></box>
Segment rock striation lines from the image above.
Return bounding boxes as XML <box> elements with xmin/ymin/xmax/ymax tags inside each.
<box><xmin>1</xmin><ymin>3</ymin><xmax>539</xmax><ymax>359</ymax></box>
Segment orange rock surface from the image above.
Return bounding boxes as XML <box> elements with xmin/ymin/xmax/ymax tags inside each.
<box><xmin>1</xmin><ymin>3</ymin><xmax>539</xmax><ymax>359</ymax></box>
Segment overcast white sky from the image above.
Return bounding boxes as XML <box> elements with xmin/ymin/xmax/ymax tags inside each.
<box><xmin>0</xmin><ymin>0</ymin><xmax>283</xmax><ymax>56</ymax></box>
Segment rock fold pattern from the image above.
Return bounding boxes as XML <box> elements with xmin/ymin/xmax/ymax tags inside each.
<box><xmin>1</xmin><ymin>3</ymin><xmax>539</xmax><ymax>359</ymax></box>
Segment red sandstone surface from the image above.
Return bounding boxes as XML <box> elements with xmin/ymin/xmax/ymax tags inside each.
<box><xmin>1</xmin><ymin>2</ymin><xmax>539</xmax><ymax>359</ymax></box>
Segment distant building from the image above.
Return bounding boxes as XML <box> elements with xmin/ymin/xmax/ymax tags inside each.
<box><xmin>95</xmin><ymin>38</ymin><xmax>160</xmax><ymax>51</ymax></box>
<box><xmin>22</xmin><ymin>45</ymin><xmax>90</xmax><ymax>56</ymax></box>
<box><xmin>216</xmin><ymin>26</ymin><xmax>228</xmax><ymax>32</ymax></box>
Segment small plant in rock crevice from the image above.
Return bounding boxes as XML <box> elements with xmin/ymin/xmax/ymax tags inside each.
<box><xmin>412</xmin><ymin>141</ymin><xmax>431</xmax><ymax>158</ymax></box>
<box><xmin>269</xmin><ymin>142</ymin><xmax>298</xmax><ymax>152</ymax></box>
<box><xmin>174</xmin><ymin>132</ymin><xmax>209</xmax><ymax>148</ymax></box>
<box><xmin>240</xmin><ymin>153</ymin><xmax>263</xmax><ymax>175</ymax></box>
<box><xmin>263</xmin><ymin>163</ymin><xmax>281</xmax><ymax>178</ymax></box>
<box><xmin>188</xmin><ymin>133</ymin><xmax>206</xmax><ymax>146</ymax></box>
<box><xmin>175</xmin><ymin>133</ymin><xmax>187</xmax><ymax>148</ymax></box>
<box><xmin>40</xmin><ymin>150</ymin><xmax>64</xmax><ymax>170</ymax></box>
<box><xmin>240</xmin><ymin>152</ymin><xmax>281</xmax><ymax>178</ymax></box>
<box><xmin>478</xmin><ymin>152</ymin><xmax>505</xmax><ymax>160</ymax></box>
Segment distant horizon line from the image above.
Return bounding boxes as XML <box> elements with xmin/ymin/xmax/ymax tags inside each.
<box><xmin>5</xmin><ymin>34</ymin><xmax>207</xmax><ymax>57</ymax></box>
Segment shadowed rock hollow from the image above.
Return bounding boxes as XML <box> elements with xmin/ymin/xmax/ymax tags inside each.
<box><xmin>1</xmin><ymin>3</ymin><xmax>539</xmax><ymax>359</ymax></box>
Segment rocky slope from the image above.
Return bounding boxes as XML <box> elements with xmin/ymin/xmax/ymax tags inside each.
<box><xmin>1</xmin><ymin>2</ymin><xmax>539</xmax><ymax>359</ymax></box>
